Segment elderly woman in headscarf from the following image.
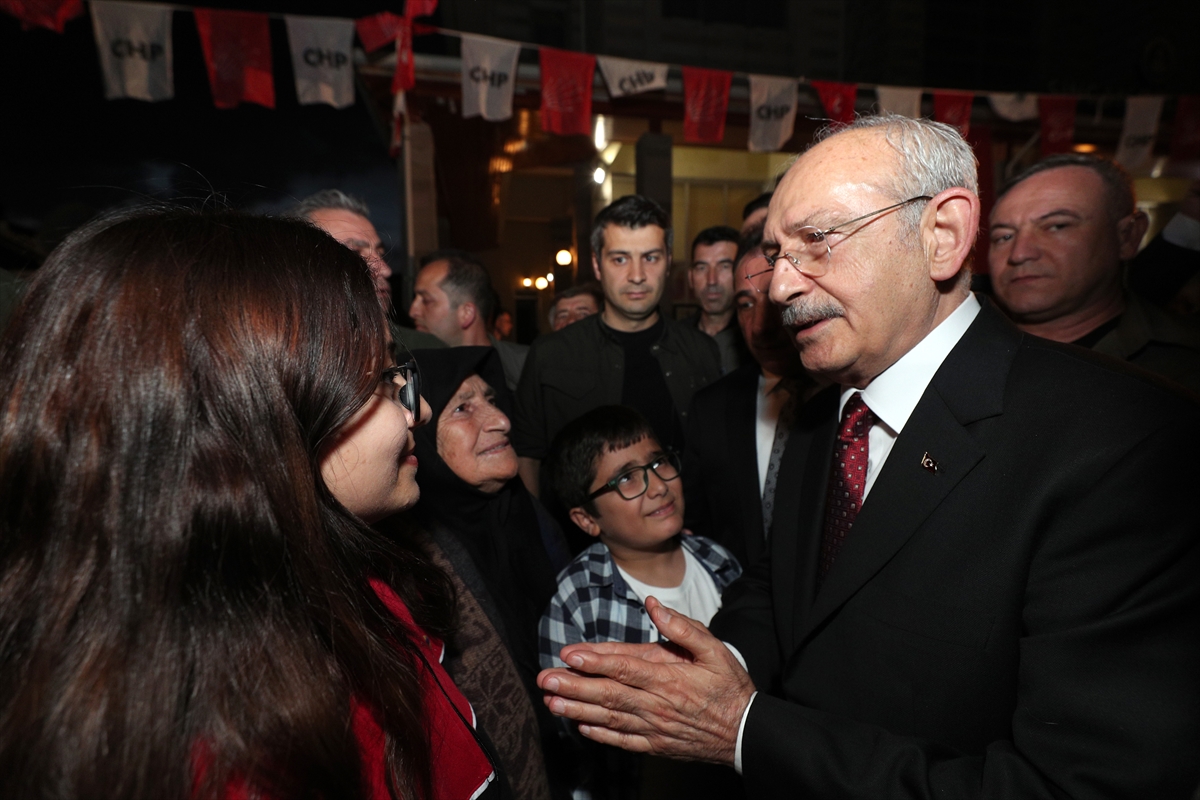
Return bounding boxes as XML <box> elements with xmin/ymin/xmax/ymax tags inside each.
<box><xmin>404</xmin><ymin>346</ymin><xmax>574</xmax><ymax>800</ymax></box>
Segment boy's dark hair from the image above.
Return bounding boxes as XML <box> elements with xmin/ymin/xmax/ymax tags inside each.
<box><xmin>690</xmin><ymin>225</ymin><xmax>740</xmax><ymax>258</ymax></box>
<box><xmin>590</xmin><ymin>195</ymin><xmax>672</xmax><ymax>260</ymax></box>
<box><xmin>418</xmin><ymin>249</ymin><xmax>496</xmax><ymax>321</ymax></box>
<box><xmin>546</xmin><ymin>405</ymin><xmax>656</xmax><ymax>515</ymax></box>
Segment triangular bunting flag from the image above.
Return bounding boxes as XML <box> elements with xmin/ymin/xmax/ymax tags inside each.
<box><xmin>596</xmin><ymin>55</ymin><xmax>668</xmax><ymax>98</ymax></box>
<box><xmin>988</xmin><ymin>93</ymin><xmax>1038</xmax><ymax>122</ymax></box>
<box><xmin>1170</xmin><ymin>96</ymin><xmax>1200</xmax><ymax>164</ymax></box>
<box><xmin>355</xmin><ymin>11</ymin><xmax>403</xmax><ymax>54</ymax></box>
<box><xmin>0</xmin><ymin>0</ymin><xmax>82</xmax><ymax>32</ymax></box>
<box><xmin>540</xmin><ymin>47</ymin><xmax>595</xmax><ymax>136</ymax></box>
<box><xmin>405</xmin><ymin>0</ymin><xmax>437</xmax><ymax>17</ymax></box>
<box><xmin>392</xmin><ymin>15</ymin><xmax>414</xmax><ymax>93</ymax></box>
<box><xmin>460</xmin><ymin>33</ymin><xmax>521</xmax><ymax>122</ymax></box>
<box><xmin>933</xmin><ymin>91</ymin><xmax>973</xmax><ymax>137</ymax></box>
<box><xmin>193</xmin><ymin>8</ymin><xmax>274</xmax><ymax>109</ymax></box>
<box><xmin>1038</xmin><ymin>95</ymin><xmax>1076</xmax><ymax>156</ymax></box>
<box><xmin>90</xmin><ymin>1</ymin><xmax>174</xmax><ymax>101</ymax></box>
<box><xmin>682</xmin><ymin>66</ymin><xmax>732</xmax><ymax>144</ymax></box>
<box><xmin>284</xmin><ymin>16</ymin><xmax>355</xmax><ymax>108</ymax></box>
<box><xmin>1115</xmin><ymin>96</ymin><xmax>1164</xmax><ymax>173</ymax></box>
<box><xmin>875</xmin><ymin>86</ymin><xmax>922</xmax><ymax>118</ymax></box>
<box><xmin>748</xmin><ymin>75</ymin><xmax>798</xmax><ymax>152</ymax></box>
<box><xmin>810</xmin><ymin>80</ymin><xmax>857</xmax><ymax>125</ymax></box>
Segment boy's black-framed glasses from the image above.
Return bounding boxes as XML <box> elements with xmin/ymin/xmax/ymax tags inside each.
<box><xmin>587</xmin><ymin>450</ymin><xmax>682</xmax><ymax>502</ymax></box>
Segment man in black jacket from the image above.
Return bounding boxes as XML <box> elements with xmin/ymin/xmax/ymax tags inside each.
<box><xmin>537</xmin><ymin>115</ymin><xmax>1200</xmax><ymax>799</ymax></box>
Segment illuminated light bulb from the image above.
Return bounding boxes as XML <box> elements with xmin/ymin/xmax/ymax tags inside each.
<box><xmin>522</xmin><ymin>278</ymin><xmax>533</xmax><ymax>287</ymax></box>
<box><xmin>546</xmin><ymin>273</ymin><xmax>554</xmax><ymax>282</ymax></box>
<box><xmin>535</xmin><ymin>277</ymin><xmax>549</xmax><ymax>290</ymax></box>
<box><xmin>555</xmin><ymin>249</ymin><xmax>572</xmax><ymax>266</ymax></box>
<box><xmin>593</xmin><ymin>167</ymin><xmax>605</xmax><ymax>184</ymax></box>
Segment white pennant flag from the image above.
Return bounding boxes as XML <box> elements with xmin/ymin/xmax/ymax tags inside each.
<box><xmin>596</xmin><ymin>55</ymin><xmax>669</xmax><ymax>98</ymax></box>
<box><xmin>284</xmin><ymin>16</ymin><xmax>356</xmax><ymax>109</ymax></box>
<box><xmin>460</xmin><ymin>34</ymin><xmax>521</xmax><ymax>122</ymax></box>
<box><xmin>748</xmin><ymin>75</ymin><xmax>798</xmax><ymax>152</ymax></box>
<box><xmin>988</xmin><ymin>93</ymin><xmax>1039</xmax><ymax>122</ymax></box>
<box><xmin>90</xmin><ymin>1</ymin><xmax>174</xmax><ymax>102</ymax></box>
<box><xmin>875</xmin><ymin>86</ymin><xmax>922</xmax><ymax>118</ymax></box>
<box><xmin>1115</xmin><ymin>96</ymin><xmax>1164</xmax><ymax>173</ymax></box>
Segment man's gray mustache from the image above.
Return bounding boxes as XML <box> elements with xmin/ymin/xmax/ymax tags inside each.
<box><xmin>781</xmin><ymin>300</ymin><xmax>845</xmax><ymax>328</ymax></box>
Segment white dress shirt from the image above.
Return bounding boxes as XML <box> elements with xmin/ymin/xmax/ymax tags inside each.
<box><xmin>731</xmin><ymin>293</ymin><xmax>982</xmax><ymax>773</ymax></box>
<box><xmin>755</xmin><ymin>373</ymin><xmax>788</xmax><ymax>497</ymax></box>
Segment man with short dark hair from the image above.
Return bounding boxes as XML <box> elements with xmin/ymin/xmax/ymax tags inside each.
<box><xmin>685</xmin><ymin>225</ymin><xmax>750</xmax><ymax>373</ymax></box>
<box><xmin>684</xmin><ymin>226</ymin><xmax>815</xmax><ymax>569</ymax></box>
<box><xmin>538</xmin><ymin>116</ymin><xmax>1200</xmax><ymax>798</ymax></box>
<box><xmin>514</xmin><ymin>195</ymin><xmax>721</xmax><ymax>498</ymax></box>
<box><xmin>989</xmin><ymin>154</ymin><xmax>1200</xmax><ymax>392</ymax></box>
<box><xmin>410</xmin><ymin>249</ymin><xmax>528</xmax><ymax>390</ymax></box>
<box><xmin>548</xmin><ymin>283</ymin><xmax>603</xmax><ymax>331</ymax></box>
<box><xmin>293</xmin><ymin>189</ymin><xmax>443</xmax><ymax>351</ymax></box>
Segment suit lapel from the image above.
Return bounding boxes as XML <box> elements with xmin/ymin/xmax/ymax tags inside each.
<box><xmin>796</xmin><ymin>302</ymin><xmax>1020</xmax><ymax>645</ymax></box>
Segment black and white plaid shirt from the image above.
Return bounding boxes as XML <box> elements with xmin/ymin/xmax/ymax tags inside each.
<box><xmin>538</xmin><ymin>534</ymin><xmax>742</xmax><ymax>669</ymax></box>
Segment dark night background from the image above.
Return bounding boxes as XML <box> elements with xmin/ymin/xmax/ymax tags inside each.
<box><xmin>2</xmin><ymin>0</ymin><xmax>1197</xmax><ymax>270</ymax></box>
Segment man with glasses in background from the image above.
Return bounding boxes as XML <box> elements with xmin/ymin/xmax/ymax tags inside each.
<box><xmin>537</xmin><ymin>115</ymin><xmax>1200</xmax><ymax>799</ymax></box>
<box><xmin>989</xmin><ymin>154</ymin><xmax>1200</xmax><ymax>392</ymax></box>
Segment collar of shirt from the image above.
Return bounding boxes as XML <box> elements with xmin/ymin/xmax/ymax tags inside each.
<box><xmin>838</xmin><ymin>293</ymin><xmax>981</xmax><ymax>434</ymax></box>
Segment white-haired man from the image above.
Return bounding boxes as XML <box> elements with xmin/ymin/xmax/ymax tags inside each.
<box><xmin>537</xmin><ymin>116</ymin><xmax>1200</xmax><ymax>798</ymax></box>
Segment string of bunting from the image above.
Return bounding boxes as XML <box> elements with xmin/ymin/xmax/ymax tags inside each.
<box><xmin>4</xmin><ymin>0</ymin><xmax>1199</xmax><ymax>168</ymax></box>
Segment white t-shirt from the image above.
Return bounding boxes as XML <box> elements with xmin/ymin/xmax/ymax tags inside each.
<box><xmin>615</xmin><ymin>547</ymin><xmax>723</xmax><ymax>626</ymax></box>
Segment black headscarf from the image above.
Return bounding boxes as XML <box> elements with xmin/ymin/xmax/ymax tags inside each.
<box><xmin>410</xmin><ymin>347</ymin><xmax>560</xmax><ymax>683</ymax></box>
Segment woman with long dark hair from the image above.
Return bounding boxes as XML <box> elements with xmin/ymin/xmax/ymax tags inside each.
<box><xmin>0</xmin><ymin>208</ymin><xmax>497</xmax><ymax>799</ymax></box>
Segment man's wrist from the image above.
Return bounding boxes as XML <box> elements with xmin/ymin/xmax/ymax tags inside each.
<box><xmin>733</xmin><ymin>690</ymin><xmax>758</xmax><ymax>775</ymax></box>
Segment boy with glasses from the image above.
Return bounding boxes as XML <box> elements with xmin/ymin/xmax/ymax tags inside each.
<box><xmin>538</xmin><ymin>405</ymin><xmax>742</xmax><ymax>671</ymax></box>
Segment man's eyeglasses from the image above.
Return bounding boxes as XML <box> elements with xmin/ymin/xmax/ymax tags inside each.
<box><xmin>746</xmin><ymin>196</ymin><xmax>932</xmax><ymax>293</ymax></box>
<box><xmin>382</xmin><ymin>359</ymin><xmax>422</xmax><ymax>424</ymax></box>
<box><xmin>587</xmin><ymin>451</ymin><xmax>681</xmax><ymax>502</ymax></box>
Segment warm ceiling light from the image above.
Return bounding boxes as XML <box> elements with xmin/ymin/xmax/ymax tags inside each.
<box><xmin>546</xmin><ymin>272</ymin><xmax>555</xmax><ymax>282</ymax></box>
<box><xmin>593</xmin><ymin>167</ymin><xmax>606</xmax><ymax>184</ymax></box>
<box><xmin>594</xmin><ymin>115</ymin><xmax>608</xmax><ymax>150</ymax></box>
<box><xmin>1072</xmin><ymin>143</ymin><xmax>1098</xmax><ymax>153</ymax></box>
<box><xmin>535</xmin><ymin>277</ymin><xmax>549</xmax><ymax>290</ymax></box>
<box><xmin>555</xmin><ymin>249</ymin><xmax>572</xmax><ymax>266</ymax></box>
<box><xmin>522</xmin><ymin>278</ymin><xmax>533</xmax><ymax>287</ymax></box>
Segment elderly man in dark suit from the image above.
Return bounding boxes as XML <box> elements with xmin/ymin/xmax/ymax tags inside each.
<box><xmin>683</xmin><ymin>228</ymin><xmax>813</xmax><ymax>570</ymax></box>
<box><xmin>537</xmin><ymin>114</ymin><xmax>1200</xmax><ymax>798</ymax></box>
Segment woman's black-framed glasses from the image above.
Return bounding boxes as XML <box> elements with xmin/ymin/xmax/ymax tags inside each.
<box><xmin>587</xmin><ymin>450</ymin><xmax>682</xmax><ymax>502</ymax></box>
<box><xmin>745</xmin><ymin>195</ymin><xmax>932</xmax><ymax>293</ymax></box>
<box><xmin>382</xmin><ymin>360</ymin><xmax>422</xmax><ymax>424</ymax></box>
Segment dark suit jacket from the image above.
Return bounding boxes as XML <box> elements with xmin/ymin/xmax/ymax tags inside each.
<box><xmin>710</xmin><ymin>303</ymin><xmax>1200</xmax><ymax>798</ymax></box>
<box><xmin>683</xmin><ymin>364</ymin><xmax>767</xmax><ymax>570</ymax></box>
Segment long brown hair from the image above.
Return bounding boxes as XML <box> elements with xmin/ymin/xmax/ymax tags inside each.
<box><xmin>0</xmin><ymin>208</ymin><xmax>454</xmax><ymax>799</ymax></box>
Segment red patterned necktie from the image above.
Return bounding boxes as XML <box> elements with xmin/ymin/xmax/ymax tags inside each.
<box><xmin>819</xmin><ymin>393</ymin><xmax>875</xmax><ymax>584</ymax></box>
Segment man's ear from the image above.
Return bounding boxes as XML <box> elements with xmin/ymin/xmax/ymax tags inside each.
<box><xmin>569</xmin><ymin>507</ymin><xmax>603</xmax><ymax>538</ymax></box>
<box><xmin>592</xmin><ymin>254</ymin><xmax>603</xmax><ymax>282</ymax></box>
<box><xmin>923</xmin><ymin>187</ymin><xmax>981</xmax><ymax>283</ymax></box>
<box><xmin>457</xmin><ymin>301</ymin><xmax>477</xmax><ymax>330</ymax></box>
<box><xmin>1117</xmin><ymin>210</ymin><xmax>1150</xmax><ymax>260</ymax></box>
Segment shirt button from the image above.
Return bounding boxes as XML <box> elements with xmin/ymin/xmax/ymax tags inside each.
<box><xmin>664</xmin><ymin>370</ymin><xmax>672</xmax><ymax>377</ymax></box>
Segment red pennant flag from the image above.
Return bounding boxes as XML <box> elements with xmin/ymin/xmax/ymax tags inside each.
<box><xmin>193</xmin><ymin>9</ymin><xmax>274</xmax><ymax>109</ymax></box>
<box><xmin>966</xmin><ymin>124</ymin><xmax>994</xmax><ymax>272</ymax></box>
<box><xmin>356</xmin><ymin>11</ymin><xmax>404</xmax><ymax>53</ymax></box>
<box><xmin>810</xmin><ymin>80</ymin><xmax>858</xmax><ymax>126</ymax></box>
<box><xmin>682</xmin><ymin>66</ymin><xmax>733</xmax><ymax>143</ymax></box>
<box><xmin>392</xmin><ymin>16</ymin><xmax>415</xmax><ymax>93</ymax></box>
<box><xmin>405</xmin><ymin>0</ymin><xmax>437</xmax><ymax>17</ymax></box>
<box><xmin>540</xmin><ymin>47</ymin><xmax>596</xmax><ymax>136</ymax></box>
<box><xmin>0</xmin><ymin>0</ymin><xmax>83</xmax><ymax>32</ymax></box>
<box><xmin>1169</xmin><ymin>95</ymin><xmax>1200</xmax><ymax>163</ymax></box>
<box><xmin>1038</xmin><ymin>95</ymin><xmax>1076</xmax><ymax>157</ymax></box>
<box><xmin>934</xmin><ymin>91</ymin><xmax>974</xmax><ymax>137</ymax></box>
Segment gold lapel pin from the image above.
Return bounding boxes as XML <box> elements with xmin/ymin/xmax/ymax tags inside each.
<box><xmin>920</xmin><ymin>452</ymin><xmax>939</xmax><ymax>473</ymax></box>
